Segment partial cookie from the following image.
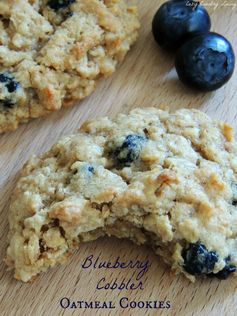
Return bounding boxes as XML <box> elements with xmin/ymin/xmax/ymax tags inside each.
<box><xmin>5</xmin><ymin>107</ymin><xmax>237</xmax><ymax>282</ymax></box>
<box><xmin>0</xmin><ymin>0</ymin><xmax>139</xmax><ymax>132</ymax></box>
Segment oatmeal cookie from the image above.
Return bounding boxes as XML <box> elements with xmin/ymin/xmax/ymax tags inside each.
<box><xmin>0</xmin><ymin>0</ymin><xmax>139</xmax><ymax>133</ymax></box>
<box><xmin>5</xmin><ymin>107</ymin><xmax>237</xmax><ymax>282</ymax></box>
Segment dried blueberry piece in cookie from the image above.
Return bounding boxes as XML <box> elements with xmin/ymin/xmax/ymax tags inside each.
<box><xmin>0</xmin><ymin>73</ymin><xmax>18</xmax><ymax>92</ymax></box>
<box><xmin>0</xmin><ymin>99</ymin><xmax>14</xmax><ymax>108</ymax></box>
<box><xmin>214</xmin><ymin>264</ymin><xmax>236</xmax><ymax>280</ymax></box>
<box><xmin>182</xmin><ymin>242</ymin><xmax>218</xmax><ymax>275</ymax></box>
<box><xmin>231</xmin><ymin>183</ymin><xmax>237</xmax><ymax>206</ymax></box>
<box><xmin>47</xmin><ymin>0</ymin><xmax>75</xmax><ymax>11</ymax></box>
<box><xmin>87</xmin><ymin>166</ymin><xmax>95</xmax><ymax>173</ymax></box>
<box><xmin>0</xmin><ymin>73</ymin><xmax>19</xmax><ymax>93</ymax></box>
<box><xmin>0</xmin><ymin>72</ymin><xmax>20</xmax><ymax>108</ymax></box>
<box><xmin>111</xmin><ymin>134</ymin><xmax>146</xmax><ymax>168</ymax></box>
<box><xmin>209</xmin><ymin>257</ymin><xmax>236</xmax><ymax>279</ymax></box>
<box><xmin>66</xmin><ymin>11</ymin><xmax>74</xmax><ymax>18</ymax></box>
<box><xmin>72</xmin><ymin>162</ymin><xmax>95</xmax><ymax>175</ymax></box>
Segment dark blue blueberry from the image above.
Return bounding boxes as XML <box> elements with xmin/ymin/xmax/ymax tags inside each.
<box><xmin>111</xmin><ymin>134</ymin><xmax>146</xmax><ymax>168</ymax></box>
<box><xmin>6</xmin><ymin>80</ymin><xmax>19</xmax><ymax>93</ymax></box>
<box><xmin>208</xmin><ymin>256</ymin><xmax>236</xmax><ymax>280</ymax></box>
<box><xmin>1</xmin><ymin>99</ymin><xmax>14</xmax><ymax>108</ymax></box>
<box><xmin>88</xmin><ymin>166</ymin><xmax>95</xmax><ymax>173</ymax></box>
<box><xmin>0</xmin><ymin>72</ymin><xmax>19</xmax><ymax>93</ymax></box>
<box><xmin>182</xmin><ymin>242</ymin><xmax>218</xmax><ymax>275</ymax></box>
<box><xmin>73</xmin><ymin>164</ymin><xmax>95</xmax><ymax>175</ymax></box>
<box><xmin>213</xmin><ymin>264</ymin><xmax>236</xmax><ymax>280</ymax></box>
<box><xmin>0</xmin><ymin>73</ymin><xmax>9</xmax><ymax>83</ymax></box>
<box><xmin>152</xmin><ymin>0</ymin><xmax>211</xmax><ymax>51</ymax></box>
<box><xmin>47</xmin><ymin>0</ymin><xmax>75</xmax><ymax>11</ymax></box>
<box><xmin>175</xmin><ymin>32</ymin><xmax>235</xmax><ymax>91</ymax></box>
<box><xmin>0</xmin><ymin>72</ymin><xmax>19</xmax><ymax>108</ymax></box>
<box><xmin>231</xmin><ymin>183</ymin><xmax>237</xmax><ymax>206</ymax></box>
<box><xmin>66</xmin><ymin>11</ymin><xmax>74</xmax><ymax>18</ymax></box>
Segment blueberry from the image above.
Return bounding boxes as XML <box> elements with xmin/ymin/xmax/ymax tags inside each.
<box><xmin>0</xmin><ymin>72</ymin><xmax>19</xmax><ymax>93</ymax></box>
<box><xmin>0</xmin><ymin>72</ymin><xmax>19</xmax><ymax>108</ymax></box>
<box><xmin>66</xmin><ymin>11</ymin><xmax>74</xmax><ymax>18</ymax></box>
<box><xmin>208</xmin><ymin>256</ymin><xmax>236</xmax><ymax>279</ymax></box>
<box><xmin>231</xmin><ymin>183</ymin><xmax>237</xmax><ymax>206</ymax></box>
<box><xmin>47</xmin><ymin>0</ymin><xmax>75</xmax><ymax>11</ymax></box>
<box><xmin>1</xmin><ymin>99</ymin><xmax>14</xmax><ymax>108</ymax></box>
<box><xmin>111</xmin><ymin>134</ymin><xmax>146</xmax><ymax>168</ymax></box>
<box><xmin>0</xmin><ymin>73</ymin><xmax>9</xmax><ymax>83</ymax></box>
<box><xmin>152</xmin><ymin>0</ymin><xmax>211</xmax><ymax>51</ymax></box>
<box><xmin>214</xmin><ymin>264</ymin><xmax>236</xmax><ymax>280</ymax></box>
<box><xmin>87</xmin><ymin>166</ymin><xmax>95</xmax><ymax>173</ymax></box>
<box><xmin>182</xmin><ymin>242</ymin><xmax>218</xmax><ymax>275</ymax></box>
<box><xmin>73</xmin><ymin>163</ymin><xmax>95</xmax><ymax>175</ymax></box>
<box><xmin>175</xmin><ymin>32</ymin><xmax>235</xmax><ymax>91</ymax></box>
<box><xmin>6</xmin><ymin>81</ymin><xmax>19</xmax><ymax>93</ymax></box>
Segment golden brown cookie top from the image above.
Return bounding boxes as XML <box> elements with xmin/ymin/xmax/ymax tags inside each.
<box><xmin>0</xmin><ymin>0</ymin><xmax>139</xmax><ymax>132</ymax></box>
<box><xmin>6</xmin><ymin>107</ymin><xmax>237</xmax><ymax>282</ymax></box>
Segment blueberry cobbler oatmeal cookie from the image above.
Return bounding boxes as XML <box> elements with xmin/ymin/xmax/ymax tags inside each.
<box><xmin>5</xmin><ymin>107</ymin><xmax>237</xmax><ymax>282</ymax></box>
<box><xmin>0</xmin><ymin>0</ymin><xmax>139</xmax><ymax>132</ymax></box>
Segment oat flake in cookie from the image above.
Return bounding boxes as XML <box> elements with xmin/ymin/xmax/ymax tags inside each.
<box><xmin>0</xmin><ymin>0</ymin><xmax>139</xmax><ymax>133</ymax></box>
<box><xmin>5</xmin><ymin>107</ymin><xmax>237</xmax><ymax>282</ymax></box>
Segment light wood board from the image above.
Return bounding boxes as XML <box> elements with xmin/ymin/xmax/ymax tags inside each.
<box><xmin>1</xmin><ymin>1</ymin><xmax>237</xmax><ymax>315</ymax></box>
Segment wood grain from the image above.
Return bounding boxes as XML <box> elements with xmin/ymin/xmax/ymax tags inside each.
<box><xmin>1</xmin><ymin>1</ymin><xmax>237</xmax><ymax>315</ymax></box>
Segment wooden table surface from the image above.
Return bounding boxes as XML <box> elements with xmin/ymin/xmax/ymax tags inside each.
<box><xmin>1</xmin><ymin>1</ymin><xmax>237</xmax><ymax>315</ymax></box>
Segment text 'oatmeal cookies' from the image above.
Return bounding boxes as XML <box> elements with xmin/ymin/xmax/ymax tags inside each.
<box><xmin>5</xmin><ymin>107</ymin><xmax>237</xmax><ymax>282</ymax></box>
<box><xmin>0</xmin><ymin>0</ymin><xmax>140</xmax><ymax>132</ymax></box>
